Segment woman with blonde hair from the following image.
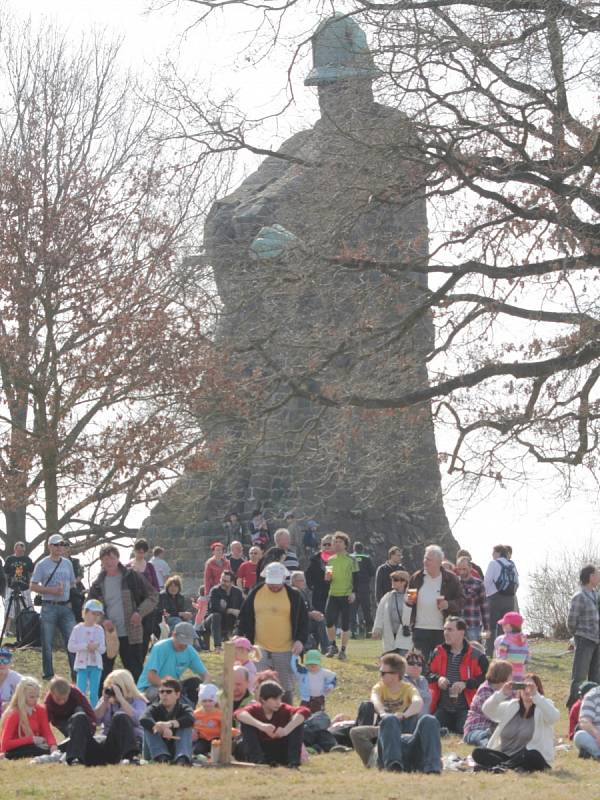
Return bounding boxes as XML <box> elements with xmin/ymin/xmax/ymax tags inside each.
<box><xmin>371</xmin><ymin>571</ymin><xmax>413</xmax><ymax>654</ymax></box>
<box><xmin>0</xmin><ymin>677</ymin><xmax>57</xmax><ymax>759</ymax></box>
<box><xmin>65</xmin><ymin>668</ymin><xmax>147</xmax><ymax>765</ymax></box>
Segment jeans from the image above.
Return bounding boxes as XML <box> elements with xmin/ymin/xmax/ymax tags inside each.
<box><xmin>567</xmin><ymin>636</ymin><xmax>600</xmax><ymax>707</ymax></box>
<box><xmin>412</xmin><ymin>629</ymin><xmax>444</xmax><ymax>663</ymax></box>
<box><xmin>76</xmin><ymin>665</ymin><xmax>102</xmax><ymax>706</ymax></box>
<box><xmin>574</xmin><ymin>729</ymin><xmax>600</xmax><ymax>757</ymax></box>
<box><xmin>65</xmin><ymin>710</ymin><xmax>140</xmax><ymax>765</ymax></box>
<box><xmin>144</xmin><ymin>725</ymin><xmax>193</xmax><ymax>762</ymax></box>
<box><xmin>463</xmin><ymin>728</ymin><xmax>491</xmax><ymax>746</ymax></box>
<box><xmin>377</xmin><ymin>714</ymin><xmax>442</xmax><ymax>773</ymax></box>
<box><xmin>466</xmin><ymin>626</ymin><xmax>482</xmax><ymax>643</ymax></box>
<box><xmin>40</xmin><ymin>602</ymin><xmax>76</xmax><ymax>679</ymax></box>
<box><xmin>240</xmin><ymin>721</ymin><xmax>304</xmax><ymax>766</ymax></box>
<box><xmin>472</xmin><ymin>746</ymin><xmax>549</xmax><ymax>772</ymax></box>
<box><xmin>204</xmin><ymin>612</ymin><xmax>234</xmax><ymax>648</ymax></box>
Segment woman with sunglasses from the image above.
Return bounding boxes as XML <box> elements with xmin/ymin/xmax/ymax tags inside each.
<box><xmin>371</xmin><ymin>570</ymin><xmax>413</xmax><ymax>654</ymax></box>
<box><xmin>404</xmin><ymin>650</ymin><xmax>432</xmax><ymax>718</ymax></box>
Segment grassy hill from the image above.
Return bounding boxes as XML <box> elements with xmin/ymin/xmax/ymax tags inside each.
<box><xmin>0</xmin><ymin>637</ymin><xmax>594</xmax><ymax>799</ymax></box>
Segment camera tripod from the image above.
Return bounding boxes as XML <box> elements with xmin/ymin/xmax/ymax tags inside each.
<box><xmin>0</xmin><ymin>586</ymin><xmax>31</xmax><ymax>648</ymax></box>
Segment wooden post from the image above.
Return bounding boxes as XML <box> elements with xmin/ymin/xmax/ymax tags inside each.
<box><xmin>219</xmin><ymin>640</ymin><xmax>235</xmax><ymax>764</ymax></box>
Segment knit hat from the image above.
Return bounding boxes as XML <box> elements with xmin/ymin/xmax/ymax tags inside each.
<box><xmin>198</xmin><ymin>683</ymin><xmax>218</xmax><ymax>702</ymax></box>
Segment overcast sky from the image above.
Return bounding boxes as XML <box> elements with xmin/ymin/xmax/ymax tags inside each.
<box><xmin>8</xmin><ymin>0</ymin><xmax>600</xmax><ymax>605</ymax></box>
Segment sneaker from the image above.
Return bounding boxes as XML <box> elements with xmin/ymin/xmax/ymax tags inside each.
<box><xmin>337</xmin><ymin>649</ymin><xmax>347</xmax><ymax>661</ymax></box>
<box><xmin>326</xmin><ymin>644</ymin><xmax>338</xmax><ymax>658</ymax></box>
<box><xmin>329</xmin><ymin>745</ymin><xmax>351</xmax><ymax>753</ymax></box>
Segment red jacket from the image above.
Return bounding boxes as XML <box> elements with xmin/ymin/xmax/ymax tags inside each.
<box><xmin>1</xmin><ymin>705</ymin><xmax>57</xmax><ymax>752</ymax></box>
<box><xmin>203</xmin><ymin>557</ymin><xmax>231</xmax><ymax>596</ymax></box>
<box><xmin>427</xmin><ymin>642</ymin><xmax>487</xmax><ymax>712</ymax></box>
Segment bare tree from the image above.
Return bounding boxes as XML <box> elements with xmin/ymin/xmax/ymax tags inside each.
<box><xmin>526</xmin><ymin>541</ymin><xmax>600</xmax><ymax>638</ymax></box>
<box><xmin>0</xmin><ymin>18</ymin><xmax>236</xmax><ymax>557</ymax></box>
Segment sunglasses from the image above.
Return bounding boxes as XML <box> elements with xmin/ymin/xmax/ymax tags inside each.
<box><xmin>158</xmin><ymin>689</ymin><xmax>175</xmax><ymax>695</ymax></box>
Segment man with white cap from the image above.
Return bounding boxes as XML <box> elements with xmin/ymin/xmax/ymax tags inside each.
<box><xmin>237</xmin><ymin>561</ymin><xmax>309</xmax><ymax>703</ymax></box>
<box><xmin>30</xmin><ymin>533</ymin><xmax>77</xmax><ymax>680</ymax></box>
<box><xmin>137</xmin><ymin>621</ymin><xmax>208</xmax><ymax>705</ymax></box>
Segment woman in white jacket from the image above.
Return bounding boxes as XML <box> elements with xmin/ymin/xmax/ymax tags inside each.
<box><xmin>472</xmin><ymin>673</ymin><xmax>559</xmax><ymax>771</ymax></box>
<box><xmin>371</xmin><ymin>571</ymin><xmax>413</xmax><ymax>653</ymax></box>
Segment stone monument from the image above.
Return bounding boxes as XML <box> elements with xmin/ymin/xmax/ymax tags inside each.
<box><xmin>143</xmin><ymin>14</ymin><xmax>458</xmax><ymax>573</ymax></box>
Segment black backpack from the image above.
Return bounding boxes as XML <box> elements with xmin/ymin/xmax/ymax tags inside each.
<box><xmin>494</xmin><ymin>559</ymin><xmax>518</xmax><ymax>596</ymax></box>
<box><xmin>15</xmin><ymin>607</ymin><xmax>41</xmax><ymax>647</ymax></box>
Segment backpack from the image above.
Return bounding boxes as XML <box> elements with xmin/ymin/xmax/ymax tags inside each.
<box><xmin>15</xmin><ymin>607</ymin><xmax>41</xmax><ymax>648</ymax></box>
<box><xmin>494</xmin><ymin>559</ymin><xmax>517</xmax><ymax>596</ymax></box>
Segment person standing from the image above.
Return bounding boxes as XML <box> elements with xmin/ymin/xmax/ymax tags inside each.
<box><xmin>484</xmin><ymin>545</ymin><xmax>518</xmax><ymax>656</ymax></box>
<box><xmin>290</xmin><ymin>570</ymin><xmax>327</xmax><ymax>654</ymax></box>
<box><xmin>237</xmin><ymin>561</ymin><xmax>308</xmax><ymax>703</ymax></box>
<box><xmin>375</xmin><ymin>546</ymin><xmax>403</xmax><ymax>602</ymax></box>
<box><xmin>88</xmin><ymin>544</ymin><xmax>158</xmax><ymax>683</ymax></box>
<box><xmin>566</xmin><ymin>564</ymin><xmax>600</xmax><ymax>708</ymax></box>
<box><xmin>149</xmin><ymin>546</ymin><xmax>171</xmax><ymax>590</ymax></box>
<box><xmin>236</xmin><ymin>545</ymin><xmax>262</xmax><ymax>593</ymax></box>
<box><xmin>30</xmin><ymin>533</ymin><xmax>76</xmax><ymax>681</ymax></box>
<box><xmin>372</xmin><ymin>571</ymin><xmax>413</xmax><ymax>654</ymax></box>
<box><xmin>324</xmin><ymin>532</ymin><xmax>359</xmax><ymax>661</ymax></box>
<box><xmin>406</xmin><ymin>544</ymin><xmax>464</xmax><ymax>662</ymax></box>
<box><xmin>305</xmin><ymin>535</ymin><xmax>334</xmax><ymax>615</ymax></box>
<box><xmin>456</xmin><ymin>556</ymin><xmax>489</xmax><ymax>643</ymax></box>
<box><xmin>203</xmin><ymin>542</ymin><xmax>231</xmax><ymax>596</ymax></box>
<box><xmin>3</xmin><ymin>542</ymin><xmax>34</xmax><ymax>634</ymax></box>
<box><xmin>227</xmin><ymin>541</ymin><xmax>246</xmax><ymax>579</ymax></box>
<box><xmin>273</xmin><ymin>528</ymin><xmax>300</xmax><ymax>573</ymax></box>
<box><xmin>351</xmin><ymin>542</ymin><xmax>375</xmax><ymax>638</ymax></box>
<box><xmin>67</xmin><ymin>599</ymin><xmax>106</xmax><ymax>706</ymax></box>
<box><xmin>129</xmin><ymin>538</ymin><xmax>160</xmax><ymax>657</ymax></box>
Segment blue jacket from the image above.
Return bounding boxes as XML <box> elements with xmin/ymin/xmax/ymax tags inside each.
<box><xmin>290</xmin><ymin>656</ymin><xmax>336</xmax><ymax>702</ymax></box>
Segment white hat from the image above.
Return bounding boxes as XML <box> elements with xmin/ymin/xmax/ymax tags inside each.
<box><xmin>261</xmin><ymin>561</ymin><xmax>289</xmax><ymax>585</ymax></box>
<box><xmin>48</xmin><ymin>534</ymin><xmax>65</xmax><ymax>545</ymax></box>
<box><xmin>198</xmin><ymin>683</ymin><xmax>218</xmax><ymax>702</ymax></box>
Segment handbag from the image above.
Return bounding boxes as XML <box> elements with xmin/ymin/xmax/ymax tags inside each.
<box><xmin>33</xmin><ymin>558</ymin><xmax>63</xmax><ymax>606</ymax></box>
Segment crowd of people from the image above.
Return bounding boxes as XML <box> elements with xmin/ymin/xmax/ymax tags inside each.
<box><xmin>0</xmin><ymin>523</ymin><xmax>595</xmax><ymax>775</ymax></box>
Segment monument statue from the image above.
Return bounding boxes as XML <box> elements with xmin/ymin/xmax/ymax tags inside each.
<box><xmin>143</xmin><ymin>14</ymin><xmax>458</xmax><ymax>571</ymax></box>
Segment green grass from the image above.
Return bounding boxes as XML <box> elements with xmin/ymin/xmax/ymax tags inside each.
<box><xmin>0</xmin><ymin>638</ymin><xmax>593</xmax><ymax>799</ymax></box>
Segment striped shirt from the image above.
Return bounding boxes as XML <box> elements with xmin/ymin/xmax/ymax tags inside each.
<box><xmin>493</xmin><ymin>632</ymin><xmax>530</xmax><ymax>681</ymax></box>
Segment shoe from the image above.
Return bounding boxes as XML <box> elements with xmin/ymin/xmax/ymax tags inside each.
<box><xmin>329</xmin><ymin>745</ymin><xmax>351</xmax><ymax>753</ymax></box>
<box><xmin>337</xmin><ymin>650</ymin><xmax>347</xmax><ymax>661</ymax></box>
<box><xmin>578</xmin><ymin>750</ymin><xmax>592</xmax><ymax>759</ymax></box>
<box><xmin>67</xmin><ymin>758</ymin><xmax>82</xmax><ymax>766</ymax></box>
<box><xmin>154</xmin><ymin>754</ymin><xmax>170</xmax><ymax>764</ymax></box>
<box><xmin>121</xmin><ymin>757</ymin><xmax>141</xmax><ymax>766</ymax></box>
<box><xmin>439</xmin><ymin>727</ymin><xmax>449</xmax><ymax>737</ymax></box>
<box><xmin>386</xmin><ymin>761</ymin><xmax>404</xmax><ymax>772</ymax></box>
<box><xmin>174</xmin><ymin>756</ymin><xmax>192</xmax><ymax>767</ymax></box>
<box><xmin>326</xmin><ymin>644</ymin><xmax>338</xmax><ymax>658</ymax></box>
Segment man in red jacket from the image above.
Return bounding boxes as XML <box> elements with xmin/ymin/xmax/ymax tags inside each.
<box><xmin>427</xmin><ymin>616</ymin><xmax>488</xmax><ymax>734</ymax></box>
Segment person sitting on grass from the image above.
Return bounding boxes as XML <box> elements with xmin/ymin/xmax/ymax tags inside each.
<box><xmin>427</xmin><ymin>615</ymin><xmax>488</xmax><ymax>735</ymax></box>
<box><xmin>291</xmin><ymin>649</ymin><xmax>336</xmax><ymax>714</ymax></box>
<box><xmin>44</xmin><ymin>676</ymin><xmax>97</xmax><ymax>763</ymax></box>
<box><xmin>349</xmin><ymin>652</ymin><xmax>424</xmax><ymax>765</ymax></box>
<box><xmin>573</xmin><ymin>683</ymin><xmax>600</xmax><ymax>757</ymax></box>
<box><xmin>404</xmin><ymin>650</ymin><xmax>432</xmax><ymax>716</ymax></box>
<box><xmin>0</xmin><ymin>677</ymin><xmax>58</xmax><ymax>760</ymax></box>
<box><xmin>463</xmin><ymin>659</ymin><xmax>513</xmax><ymax>747</ymax></box>
<box><xmin>141</xmin><ymin>677</ymin><xmax>195</xmax><ymax>765</ymax></box>
<box><xmin>235</xmin><ymin>680</ymin><xmax>310</xmax><ymax>767</ymax></box>
<box><xmin>472</xmin><ymin>673</ymin><xmax>559</xmax><ymax>772</ymax></box>
<box><xmin>137</xmin><ymin>622</ymin><xmax>208</xmax><ymax>705</ymax></box>
<box><xmin>0</xmin><ymin>648</ymin><xmax>22</xmax><ymax>709</ymax></box>
<box><xmin>569</xmin><ymin>680</ymin><xmax>598</xmax><ymax>741</ymax></box>
<box><xmin>192</xmin><ymin>683</ymin><xmax>222</xmax><ymax>756</ymax></box>
<box><xmin>87</xmin><ymin>669</ymin><xmax>147</xmax><ymax>766</ymax></box>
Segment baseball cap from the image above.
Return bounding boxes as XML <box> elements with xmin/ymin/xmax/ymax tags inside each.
<box><xmin>48</xmin><ymin>534</ymin><xmax>65</xmax><ymax>545</ymax></box>
<box><xmin>198</xmin><ymin>683</ymin><xmax>218</xmax><ymax>702</ymax></box>
<box><xmin>304</xmin><ymin>649</ymin><xmax>322</xmax><ymax>666</ymax></box>
<box><xmin>261</xmin><ymin>562</ymin><xmax>289</xmax><ymax>585</ymax></box>
<box><xmin>173</xmin><ymin>622</ymin><xmax>196</xmax><ymax>646</ymax></box>
<box><xmin>498</xmin><ymin>612</ymin><xmax>523</xmax><ymax>628</ymax></box>
<box><xmin>84</xmin><ymin>599</ymin><xmax>104</xmax><ymax>614</ymax></box>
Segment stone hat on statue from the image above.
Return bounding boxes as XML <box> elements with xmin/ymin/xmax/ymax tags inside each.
<box><xmin>305</xmin><ymin>13</ymin><xmax>383</xmax><ymax>86</ymax></box>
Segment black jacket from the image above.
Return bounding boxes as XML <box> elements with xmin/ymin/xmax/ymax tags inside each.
<box><xmin>207</xmin><ymin>584</ymin><xmax>244</xmax><ymax>616</ymax></box>
<box><xmin>305</xmin><ymin>552</ymin><xmax>330</xmax><ymax>613</ymax></box>
<box><xmin>375</xmin><ymin>561</ymin><xmax>404</xmax><ymax>602</ymax></box>
<box><xmin>158</xmin><ymin>591</ymin><xmax>188</xmax><ymax>617</ymax></box>
<box><xmin>353</xmin><ymin>553</ymin><xmax>375</xmax><ymax>589</ymax></box>
<box><xmin>237</xmin><ymin>583</ymin><xmax>309</xmax><ymax>646</ymax></box>
<box><xmin>140</xmin><ymin>698</ymin><xmax>195</xmax><ymax>731</ymax></box>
